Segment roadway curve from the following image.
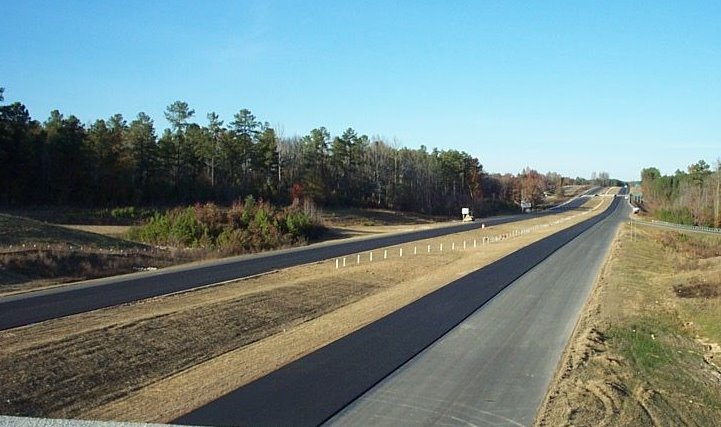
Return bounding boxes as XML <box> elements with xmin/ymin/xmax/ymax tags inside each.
<box><xmin>0</xmin><ymin>193</ymin><xmax>595</xmax><ymax>331</ymax></box>
<box><xmin>174</xmin><ymin>192</ymin><xmax>624</xmax><ymax>427</ymax></box>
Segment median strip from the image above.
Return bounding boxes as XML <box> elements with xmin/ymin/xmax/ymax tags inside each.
<box><xmin>1</xmin><ymin>195</ymin><xmax>615</xmax><ymax>423</ymax></box>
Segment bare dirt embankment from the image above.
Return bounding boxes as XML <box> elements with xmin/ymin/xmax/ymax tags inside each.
<box><xmin>0</xmin><ymin>213</ymin><xmax>188</xmax><ymax>296</ymax></box>
<box><xmin>0</xmin><ymin>196</ymin><xmax>611</xmax><ymax>423</ymax></box>
<box><xmin>536</xmin><ymin>222</ymin><xmax>721</xmax><ymax>426</ymax></box>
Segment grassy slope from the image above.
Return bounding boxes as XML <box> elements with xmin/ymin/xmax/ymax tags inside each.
<box><xmin>0</xmin><ymin>213</ymin><xmax>171</xmax><ymax>295</ymax></box>
<box><xmin>537</xmin><ymin>224</ymin><xmax>721</xmax><ymax>426</ymax></box>
<box><xmin>0</xmin><ymin>213</ymin><xmax>142</xmax><ymax>249</ymax></box>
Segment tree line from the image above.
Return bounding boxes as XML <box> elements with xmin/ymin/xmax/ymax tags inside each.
<box><xmin>1</xmin><ymin>87</ymin><xmax>593</xmax><ymax>216</ymax></box>
<box><xmin>640</xmin><ymin>160</ymin><xmax>721</xmax><ymax>227</ymax></box>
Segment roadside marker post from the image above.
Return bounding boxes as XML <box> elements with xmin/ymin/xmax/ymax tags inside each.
<box><xmin>400</xmin><ymin>248</ymin><xmax>403</xmax><ymax>257</ymax></box>
<box><xmin>463</xmin><ymin>241</ymin><xmax>466</xmax><ymax>250</ymax></box>
<box><xmin>440</xmin><ymin>243</ymin><xmax>443</xmax><ymax>252</ymax></box>
<box><xmin>414</xmin><ymin>246</ymin><xmax>417</xmax><ymax>255</ymax></box>
<box><xmin>427</xmin><ymin>244</ymin><xmax>431</xmax><ymax>253</ymax></box>
<box><xmin>452</xmin><ymin>242</ymin><xmax>455</xmax><ymax>251</ymax></box>
<box><xmin>384</xmin><ymin>249</ymin><xmax>388</xmax><ymax>259</ymax></box>
<box><xmin>474</xmin><ymin>239</ymin><xmax>477</xmax><ymax>248</ymax></box>
<box><xmin>336</xmin><ymin>259</ymin><xmax>339</xmax><ymax>269</ymax></box>
<box><xmin>343</xmin><ymin>257</ymin><xmax>346</xmax><ymax>267</ymax></box>
<box><xmin>357</xmin><ymin>254</ymin><xmax>360</xmax><ymax>264</ymax></box>
<box><xmin>370</xmin><ymin>252</ymin><xmax>373</xmax><ymax>262</ymax></box>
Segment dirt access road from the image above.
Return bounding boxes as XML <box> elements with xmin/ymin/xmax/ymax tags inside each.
<box><xmin>0</xmin><ymin>195</ymin><xmax>613</xmax><ymax>423</ymax></box>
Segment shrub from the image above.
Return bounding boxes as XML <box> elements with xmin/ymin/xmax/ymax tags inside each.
<box><xmin>168</xmin><ymin>207</ymin><xmax>203</xmax><ymax>247</ymax></box>
<box><xmin>656</xmin><ymin>207</ymin><xmax>695</xmax><ymax>226</ymax></box>
<box><xmin>128</xmin><ymin>199</ymin><xmax>324</xmax><ymax>254</ymax></box>
<box><xmin>110</xmin><ymin>206</ymin><xmax>137</xmax><ymax>219</ymax></box>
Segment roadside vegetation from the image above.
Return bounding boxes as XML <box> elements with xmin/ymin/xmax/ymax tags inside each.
<box><xmin>537</xmin><ymin>224</ymin><xmax>721</xmax><ymax>426</ymax></box>
<box><xmin>127</xmin><ymin>197</ymin><xmax>323</xmax><ymax>253</ymax></box>
<box><xmin>639</xmin><ymin>160</ymin><xmax>721</xmax><ymax>227</ymax></box>
<box><xmin>0</xmin><ymin>196</ymin><xmax>323</xmax><ymax>294</ymax></box>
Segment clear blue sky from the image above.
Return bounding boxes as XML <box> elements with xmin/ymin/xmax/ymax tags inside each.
<box><xmin>3</xmin><ymin>0</ymin><xmax>720</xmax><ymax>181</ymax></box>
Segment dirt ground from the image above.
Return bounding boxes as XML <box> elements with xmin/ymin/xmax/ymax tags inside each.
<box><xmin>536</xmin><ymin>222</ymin><xmax>721</xmax><ymax>426</ymax></box>
<box><xmin>0</xmin><ymin>197</ymin><xmax>610</xmax><ymax>423</ymax></box>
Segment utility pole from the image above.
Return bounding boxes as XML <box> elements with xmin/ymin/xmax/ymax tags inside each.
<box><xmin>714</xmin><ymin>159</ymin><xmax>721</xmax><ymax>228</ymax></box>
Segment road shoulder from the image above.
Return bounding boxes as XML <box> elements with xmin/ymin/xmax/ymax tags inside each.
<box><xmin>535</xmin><ymin>222</ymin><xmax>721</xmax><ymax>426</ymax></box>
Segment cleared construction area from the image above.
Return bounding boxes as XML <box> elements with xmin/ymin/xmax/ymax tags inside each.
<box><xmin>0</xmin><ymin>195</ymin><xmax>614</xmax><ymax>423</ymax></box>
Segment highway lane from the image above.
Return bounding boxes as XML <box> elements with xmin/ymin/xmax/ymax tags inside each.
<box><xmin>173</xmin><ymin>193</ymin><xmax>621</xmax><ymax>427</ymax></box>
<box><xmin>0</xmin><ymin>193</ymin><xmax>595</xmax><ymax>331</ymax></box>
<box><xmin>328</xmin><ymin>191</ymin><xmax>630</xmax><ymax>426</ymax></box>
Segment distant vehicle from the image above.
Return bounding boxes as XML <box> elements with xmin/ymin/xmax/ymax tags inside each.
<box><xmin>632</xmin><ymin>207</ymin><xmax>640</xmax><ymax>214</ymax></box>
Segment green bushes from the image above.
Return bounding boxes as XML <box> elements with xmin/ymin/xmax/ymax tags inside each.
<box><xmin>110</xmin><ymin>206</ymin><xmax>138</xmax><ymax>219</ymax></box>
<box><xmin>656</xmin><ymin>207</ymin><xmax>695</xmax><ymax>226</ymax></box>
<box><xmin>128</xmin><ymin>198</ymin><xmax>324</xmax><ymax>254</ymax></box>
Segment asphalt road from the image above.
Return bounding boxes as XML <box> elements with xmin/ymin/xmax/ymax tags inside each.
<box><xmin>328</xmin><ymin>193</ymin><xmax>630</xmax><ymax>426</ymax></box>
<box><xmin>0</xmin><ymin>193</ymin><xmax>595</xmax><ymax>331</ymax></box>
<box><xmin>174</xmin><ymin>194</ymin><xmax>623</xmax><ymax>427</ymax></box>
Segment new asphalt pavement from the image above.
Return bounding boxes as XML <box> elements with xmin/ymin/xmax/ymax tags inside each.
<box><xmin>328</xmin><ymin>194</ymin><xmax>630</xmax><ymax>426</ymax></box>
<box><xmin>174</xmin><ymin>193</ymin><xmax>624</xmax><ymax>426</ymax></box>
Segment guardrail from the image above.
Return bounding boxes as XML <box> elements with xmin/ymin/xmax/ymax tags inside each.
<box><xmin>633</xmin><ymin>218</ymin><xmax>721</xmax><ymax>235</ymax></box>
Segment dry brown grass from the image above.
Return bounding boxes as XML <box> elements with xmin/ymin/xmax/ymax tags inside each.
<box><xmin>0</xmin><ymin>247</ymin><xmax>196</xmax><ymax>296</ymax></box>
<box><xmin>673</xmin><ymin>276</ymin><xmax>721</xmax><ymax>299</ymax></box>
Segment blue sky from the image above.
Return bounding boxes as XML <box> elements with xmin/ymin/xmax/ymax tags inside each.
<box><xmin>2</xmin><ymin>0</ymin><xmax>719</xmax><ymax>181</ymax></box>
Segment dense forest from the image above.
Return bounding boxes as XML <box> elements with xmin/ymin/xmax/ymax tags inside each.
<box><xmin>640</xmin><ymin>160</ymin><xmax>721</xmax><ymax>227</ymax></box>
<box><xmin>1</xmin><ymin>87</ymin><xmax>601</xmax><ymax>216</ymax></box>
